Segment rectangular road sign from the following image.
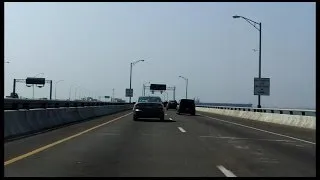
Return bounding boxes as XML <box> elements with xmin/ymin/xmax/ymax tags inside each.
<box><xmin>26</xmin><ymin>77</ymin><xmax>45</xmax><ymax>85</ymax></box>
<box><xmin>150</xmin><ymin>84</ymin><xmax>166</xmax><ymax>91</ymax></box>
<box><xmin>125</xmin><ymin>88</ymin><xmax>133</xmax><ymax>97</ymax></box>
<box><xmin>254</xmin><ymin>78</ymin><xmax>270</xmax><ymax>96</ymax></box>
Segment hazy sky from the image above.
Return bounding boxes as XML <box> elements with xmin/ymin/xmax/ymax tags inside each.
<box><xmin>4</xmin><ymin>2</ymin><xmax>315</xmax><ymax>109</ymax></box>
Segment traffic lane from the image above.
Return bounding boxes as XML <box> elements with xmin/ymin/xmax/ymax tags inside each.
<box><xmin>199</xmin><ymin>111</ymin><xmax>316</xmax><ymax>142</ymax></box>
<box><xmin>5</xmin><ymin>110</ymin><xmax>132</xmax><ymax>162</ymax></box>
<box><xmin>169</xmin><ymin>111</ymin><xmax>315</xmax><ymax>177</ymax></box>
<box><xmin>107</xmin><ymin>115</ymin><xmax>224</xmax><ymax>177</ymax></box>
<box><xmin>5</xmin><ymin>112</ymin><xmax>225</xmax><ymax>177</ymax></box>
<box><xmin>171</xmin><ymin>111</ymin><xmax>315</xmax><ymax>177</ymax></box>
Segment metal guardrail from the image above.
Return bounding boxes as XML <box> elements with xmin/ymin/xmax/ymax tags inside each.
<box><xmin>196</xmin><ymin>103</ymin><xmax>252</xmax><ymax>108</ymax></box>
<box><xmin>4</xmin><ymin>98</ymin><xmax>134</xmax><ymax>110</ymax></box>
<box><xmin>196</xmin><ymin>105</ymin><xmax>316</xmax><ymax>117</ymax></box>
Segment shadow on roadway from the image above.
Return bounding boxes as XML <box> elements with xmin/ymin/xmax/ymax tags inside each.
<box><xmin>136</xmin><ymin>118</ymin><xmax>176</xmax><ymax>123</ymax></box>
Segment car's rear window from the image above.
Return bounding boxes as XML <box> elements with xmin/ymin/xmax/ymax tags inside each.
<box><xmin>138</xmin><ymin>97</ymin><xmax>162</xmax><ymax>103</ymax></box>
<box><xmin>181</xmin><ymin>99</ymin><xmax>195</xmax><ymax>104</ymax></box>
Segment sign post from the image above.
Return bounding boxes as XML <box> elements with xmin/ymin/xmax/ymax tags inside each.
<box><xmin>254</xmin><ymin>78</ymin><xmax>270</xmax><ymax>96</ymax></box>
<box><xmin>125</xmin><ymin>88</ymin><xmax>133</xmax><ymax>98</ymax></box>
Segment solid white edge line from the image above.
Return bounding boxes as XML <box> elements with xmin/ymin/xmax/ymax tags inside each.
<box><xmin>199</xmin><ymin>114</ymin><xmax>315</xmax><ymax>145</ymax></box>
<box><xmin>217</xmin><ymin>165</ymin><xmax>237</xmax><ymax>177</ymax></box>
<box><xmin>199</xmin><ymin>136</ymin><xmax>296</xmax><ymax>142</ymax></box>
<box><xmin>178</xmin><ymin>127</ymin><xmax>186</xmax><ymax>133</ymax></box>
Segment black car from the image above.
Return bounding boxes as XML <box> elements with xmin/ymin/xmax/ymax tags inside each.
<box><xmin>177</xmin><ymin>99</ymin><xmax>196</xmax><ymax>115</ymax></box>
<box><xmin>133</xmin><ymin>96</ymin><xmax>165</xmax><ymax>121</ymax></box>
<box><xmin>166</xmin><ymin>100</ymin><xmax>178</xmax><ymax>110</ymax></box>
<box><xmin>163</xmin><ymin>101</ymin><xmax>168</xmax><ymax>108</ymax></box>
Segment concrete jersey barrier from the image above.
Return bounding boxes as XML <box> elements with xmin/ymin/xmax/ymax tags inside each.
<box><xmin>4</xmin><ymin>105</ymin><xmax>133</xmax><ymax>140</ymax></box>
<box><xmin>196</xmin><ymin>107</ymin><xmax>316</xmax><ymax>130</ymax></box>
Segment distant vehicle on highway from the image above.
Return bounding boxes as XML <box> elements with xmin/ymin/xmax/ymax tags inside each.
<box><xmin>177</xmin><ymin>99</ymin><xmax>196</xmax><ymax>115</ymax></box>
<box><xmin>163</xmin><ymin>101</ymin><xmax>168</xmax><ymax>108</ymax></box>
<box><xmin>166</xmin><ymin>100</ymin><xmax>178</xmax><ymax>110</ymax></box>
<box><xmin>133</xmin><ymin>96</ymin><xmax>165</xmax><ymax>121</ymax></box>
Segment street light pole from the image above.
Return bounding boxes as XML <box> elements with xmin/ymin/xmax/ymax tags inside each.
<box><xmin>233</xmin><ymin>15</ymin><xmax>262</xmax><ymax>108</ymax></box>
<box><xmin>258</xmin><ymin>22</ymin><xmax>262</xmax><ymax>108</ymax></box>
<box><xmin>165</xmin><ymin>91</ymin><xmax>169</xmax><ymax>101</ymax></box>
<box><xmin>112</xmin><ymin>88</ymin><xmax>115</xmax><ymax>102</ymax></box>
<box><xmin>129</xmin><ymin>59</ymin><xmax>145</xmax><ymax>103</ymax></box>
<box><xmin>74</xmin><ymin>88</ymin><xmax>77</xmax><ymax>100</ymax></box>
<box><xmin>83</xmin><ymin>88</ymin><xmax>89</xmax><ymax>101</ymax></box>
<box><xmin>74</xmin><ymin>86</ymin><xmax>80</xmax><ymax>100</ymax></box>
<box><xmin>186</xmin><ymin>78</ymin><xmax>188</xmax><ymax>99</ymax></box>
<box><xmin>69</xmin><ymin>85</ymin><xmax>73</xmax><ymax>101</ymax></box>
<box><xmin>179</xmin><ymin>75</ymin><xmax>188</xmax><ymax>99</ymax></box>
<box><xmin>142</xmin><ymin>84</ymin><xmax>144</xmax><ymax>96</ymax></box>
<box><xmin>173</xmin><ymin>86</ymin><xmax>176</xmax><ymax>100</ymax></box>
<box><xmin>4</xmin><ymin>61</ymin><xmax>10</xmax><ymax>97</ymax></box>
<box><xmin>129</xmin><ymin>63</ymin><xmax>132</xmax><ymax>103</ymax></box>
<box><xmin>54</xmin><ymin>80</ymin><xmax>64</xmax><ymax>100</ymax></box>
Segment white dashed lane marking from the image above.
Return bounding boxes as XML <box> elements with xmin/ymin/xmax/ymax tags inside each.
<box><xmin>178</xmin><ymin>127</ymin><xmax>186</xmax><ymax>133</ymax></box>
<box><xmin>217</xmin><ymin>165</ymin><xmax>237</xmax><ymax>177</ymax></box>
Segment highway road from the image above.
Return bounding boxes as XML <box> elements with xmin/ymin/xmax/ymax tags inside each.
<box><xmin>4</xmin><ymin>110</ymin><xmax>316</xmax><ymax>177</ymax></box>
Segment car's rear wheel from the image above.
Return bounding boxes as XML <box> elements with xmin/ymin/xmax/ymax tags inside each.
<box><xmin>160</xmin><ymin>115</ymin><xmax>165</xmax><ymax>121</ymax></box>
<box><xmin>133</xmin><ymin>116</ymin><xmax>138</xmax><ymax>121</ymax></box>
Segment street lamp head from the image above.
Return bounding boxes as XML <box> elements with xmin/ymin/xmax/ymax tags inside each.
<box><xmin>233</xmin><ymin>15</ymin><xmax>241</xmax><ymax>19</ymax></box>
<box><xmin>34</xmin><ymin>73</ymin><xmax>44</xmax><ymax>77</ymax></box>
<box><xmin>132</xmin><ymin>59</ymin><xmax>145</xmax><ymax>65</ymax></box>
<box><xmin>55</xmin><ymin>80</ymin><xmax>64</xmax><ymax>84</ymax></box>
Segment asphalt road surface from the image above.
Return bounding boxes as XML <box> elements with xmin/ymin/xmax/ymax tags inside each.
<box><xmin>4</xmin><ymin>110</ymin><xmax>316</xmax><ymax>177</ymax></box>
